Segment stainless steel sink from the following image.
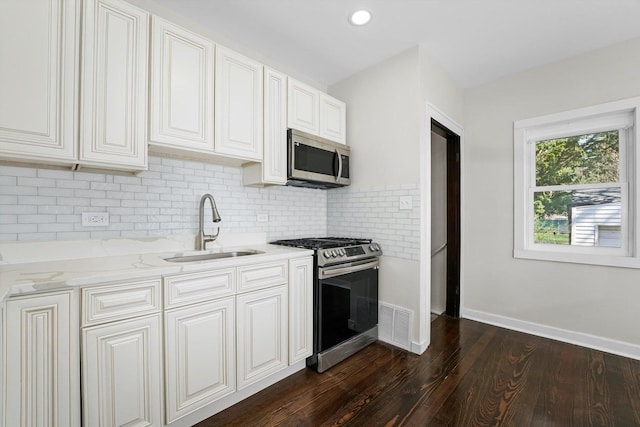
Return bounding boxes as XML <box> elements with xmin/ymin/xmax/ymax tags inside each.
<box><xmin>164</xmin><ymin>250</ymin><xmax>264</xmax><ymax>263</ymax></box>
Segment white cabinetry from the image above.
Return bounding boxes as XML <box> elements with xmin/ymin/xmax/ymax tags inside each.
<box><xmin>83</xmin><ymin>315</ymin><xmax>163</xmax><ymax>427</ymax></box>
<box><xmin>215</xmin><ymin>46</ymin><xmax>263</xmax><ymax>161</ymax></box>
<box><xmin>4</xmin><ymin>291</ymin><xmax>80</xmax><ymax>427</ymax></box>
<box><xmin>165</xmin><ymin>298</ymin><xmax>235</xmax><ymax>423</ymax></box>
<box><xmin>236</xmin><ymin>285</ymin><xmax>288</xmax><ymax>390</ymax></box>
<box><xmin>243</xmin><ymin>67</ymin><xmax>288</xmax><ymax>186</ymax></box>
<box><xmin>163</xmin><ymin>269</ymin><xmax>236</xmax><ymax>423</ymax></box>
<box><xmin>288</xmin><ymin>78</ymin><xmax>347</xmax><ymax>144</ymax></box>
<box><xmin>0</xmin><ymin>0</ymin><xmax>80</xmax><ymax>165</ymax></box>
<box><xmin>288</xmin><ymin>78</ymin><xmax>320</xmax><ymax>136</ymax></box>
<box><xmin>319</xmin><ymin>93</ymin><xmax>347</xmax><ymax>144</ymax></box>
<box><xmin>288</xmin><ymin>257</ymin><xmax>313</xmax><ymax>364</ymax></box>
<box><xmin>81</xmin><ymin>279</ymin><xmax>163</xmax><ymax>427</ymax></box>
<box><xmin>149</xmin><ymin>17</ymin><xmax>214</xmax><ymax>152</ymax></box>
<box><xmin>80</xmin><ymin>0</ymin><xmax>149</xmax><ymax>170</ymax></box>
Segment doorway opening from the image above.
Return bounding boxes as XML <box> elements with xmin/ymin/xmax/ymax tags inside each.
<box><xmin>431</xmin><ymin>119</ymin><xmax>461</xmax><ymax>318</ymax></box>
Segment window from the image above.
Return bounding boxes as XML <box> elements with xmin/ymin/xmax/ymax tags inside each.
<box><xmin>514</xmin><ymin>97</ymin><xmax>640</xmax><ymax>268</ymax></box>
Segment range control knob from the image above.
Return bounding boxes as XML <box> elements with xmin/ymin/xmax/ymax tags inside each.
<box><xmin>340</xmin><ymin>249</ymin><xmax>346</xmax><ymax>256</ymax></box>
<box><xmin>369</xmin><ymin>245</ymin><xmax>375</xmax><ymax>251</ymax></box>
<box><xmin>323</xmin><ymin>250</ymin><xmax>331</xmax><ymax>258</ymax></box>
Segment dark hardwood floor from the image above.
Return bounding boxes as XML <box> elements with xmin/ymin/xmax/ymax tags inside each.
<box><xmin>196</xmin><ymin>316</ymin><xmax>640</xmax><ymax>426</ymax></box>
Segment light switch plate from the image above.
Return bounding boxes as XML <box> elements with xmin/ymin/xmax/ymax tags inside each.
<box><xmin>399</xmin><ymin>196</ymin><xmax>413</xmax><ymax>210</ymax></box>
<box><xmin>257</xmin><ymin>213</ymin><xmax>269</xmax><ymax>223</ymax></box>
<box><xmin>82</xmin><ymin>212</ymin><xmax>109</xmax><ymax>227</ymax></box>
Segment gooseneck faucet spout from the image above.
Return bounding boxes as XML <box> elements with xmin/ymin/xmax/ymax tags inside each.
<box><xmin>196</xmin><ymin>193</ymin><xmax>222</xmax><ymax>250</ymax></box>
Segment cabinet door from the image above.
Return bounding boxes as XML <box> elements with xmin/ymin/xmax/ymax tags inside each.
<box><xmin>319</xmin><ymin>93</ymin><xmax>347</xmax><ymax>144</ymax></box>
<box><xmin>150</xmin><ymin>17</ymin><xmax>214</xmax><ymax>152</ymax></box>
<box><xmin>5</xmin><ymin>291</ymin><xmax>80</xmax><ymax>427</ymax></box>
<box><xmin>262</xmin><ymin>68</ymin><xmax>288</xmax><ymax>184</ymax></box>
<box><xmin>287</xmin><ymin>78</ymin><xmax>319</xmax><ymax>135</ymax></box>
<box><xmin>0</xmin><ymin>0</ymin><xmax>79</xmax><ymax>165</ymax></box>
<box><xmin>82</xmin><ymin>314</ymin><xmax>163</xmax><ymax>427</ymax></box>
<box><xmin>289</xmin><ymin>257</ymin><xmax>313</xmax><ymax>364</ymax></box>
<box><xmin>80</xmin><ymin>0</ymin><xmax>148</xmax><ymax>170</ymax></box>
<box><xmin>165</xmin><ymin>298</ymin><xmax>235</xmax><ymax>423</ymax></box>
<box><xmin>215</xmin><ymin>46</ymin><xmax>263</xmax><ymax>161</ymax></box>
<box><xmin>236</xmin><ymin>285</ymin><xmax>287</xmax><ymax>390</ymax></box>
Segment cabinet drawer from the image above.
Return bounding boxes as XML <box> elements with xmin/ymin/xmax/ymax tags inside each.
<box><xmin>164</xmin><ymin>268</ymin><xmax>236</xmax><ymax>309</ymax></box>
<box><xmin>82</xmin><ymin>279</ymin><xmax>161</xmax><ymax>326</ymax></box>
<box><xmin>237</xmin><ymin>260</ymin><xmax>288</xmax><ymax>292</ymax></box>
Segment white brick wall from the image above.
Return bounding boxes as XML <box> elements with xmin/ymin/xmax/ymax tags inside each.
<box><xmin>0</xmin><ymin>156</ymin><xmax>327</xmax><ymax>242</ymax></box>
<box><xmin>327</xmin><ymin>184</ymin><xmax>420</xmax><ymax>261</ymax></box>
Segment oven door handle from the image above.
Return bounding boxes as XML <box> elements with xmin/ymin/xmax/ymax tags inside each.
<box><xmin>318</xmin><ymin>258</ymin><xmax>379</xmax><ymax>280</ymax></box>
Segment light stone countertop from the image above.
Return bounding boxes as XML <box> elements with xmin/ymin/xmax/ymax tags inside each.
<box><xmin>0</xmin><ymin>237</ymin><xmax>312</xmax><ymax>302</ymax></box>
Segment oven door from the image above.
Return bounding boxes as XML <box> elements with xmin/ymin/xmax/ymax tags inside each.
<box><xmin>317</xmin><ymin>258</ymin><xmax>379</xmax><ymax>353</ymax></box>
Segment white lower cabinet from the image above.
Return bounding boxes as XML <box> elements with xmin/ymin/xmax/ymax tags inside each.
<box><xmin>289</xmin><ymin>257</ymin><xmax>314</xmax><ymax>364</ymax></box>
<box><xmin>1</xmin><ymin>255</ymin><xmax>312</xmax><ymax>427</ymax></box>
<box><xmin>164</xmin><ymin>297</ymin><xmax>235</xmax><ymax>423</ymax></box>
<box><xmin>81</xmin><ymin>279</ymin><xmax>163</xmax><ymax>427</ymax></box>
<box><xmin>236</xmin><ymin>285</ymin><xmax>288</xmax><ymax>390</ymax></box>
<box><xmin>4</xmin><ymin>291</ymin><xmax>80</xmax><ymax>427</ymax></box>
<box><xmin>82</xmin><ymin>314</ymin><xmax>163</xmax><ymax>427</ymax></box>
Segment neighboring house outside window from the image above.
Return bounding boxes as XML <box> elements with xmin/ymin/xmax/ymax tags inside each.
<box><xmin>513</xmin><ymin>97</ymin><xmax>640</xmax><ymax>268</ymax></box>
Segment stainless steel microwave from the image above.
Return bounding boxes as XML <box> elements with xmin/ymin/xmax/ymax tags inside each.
<box><xmin>287</xmin><ymin>129</ymin><xmax>350</xmax><ymax>189</ymax></box>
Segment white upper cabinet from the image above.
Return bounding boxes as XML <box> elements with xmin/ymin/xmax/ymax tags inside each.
<box><xmin>0</xmin><ymin>0</ymin><xmax>80</xmax><ymax>165</ymax></box>
<box><xmin>262</xmin><ymin>68</ymin><xmax>288</xmax><ymax>183</ymax></box>
<box><xmin>288</xmin><ymin>77</ymin><xmax>347</xmax><ymax>145</ymax></box>
<box><xmin>80</xmin><ymin>0</ymin><xmax>149</xmax><ymax>171</ymax></box>
<box><xmin>319</xmin><ymin>93</ymin><xmax>346</xmax><ymax>144</ymax></box>
<box><xmin>215</xmin><ymin>46</ymin><xmax>263</xmax><ymax>161</ymax></box>
<box><xmin>149</xmin><ymin>17</ymin><xmax>214</xmax><ymax>152</ymax></box>
<box><xmin>243</xmin><ymin>67</ymin><xmax>287</xmax><ymax>186</ymax></box>
<box><xmin>287</xmin><ymin>78</ymin><xmax>320</xmax><ymax>136</ymax></box>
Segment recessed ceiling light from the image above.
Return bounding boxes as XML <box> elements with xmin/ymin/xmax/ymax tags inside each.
<box><xmin>349</xmin><ymin>10</ymin><xmax>372</xmax><ymax>26</ymax></box>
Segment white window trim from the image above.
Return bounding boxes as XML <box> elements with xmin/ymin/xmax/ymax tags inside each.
<box><xmin>514</xmin><ymin>96</ymin><xmax>640</xmax><ymax>268</ymax></box>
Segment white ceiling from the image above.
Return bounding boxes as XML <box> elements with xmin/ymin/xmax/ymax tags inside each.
<box><xmin>153</xmin><ymin>0</ymin><xmax>640</xmax><ymax>88</ymax></box>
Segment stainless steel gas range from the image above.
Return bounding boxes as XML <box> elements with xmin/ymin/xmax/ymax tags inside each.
<box><xmin>270</xmin><ymin>237</ymin><xmax>382</xmax><ymax>373</ymax></box>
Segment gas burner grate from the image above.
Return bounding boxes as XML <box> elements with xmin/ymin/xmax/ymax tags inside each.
<box><xmin>270</xmin><ymin>237</ymin><xmax>372</xmax><ymax>250</ymax></box>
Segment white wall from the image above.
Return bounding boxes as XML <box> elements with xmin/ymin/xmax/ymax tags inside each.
<box><xmin>329</xmin><ymin>47</ymin><xmax>423</xmax><ymax>346</ymax></box>
<box><xmin>463</xmin><ymin>37</ymin><xmax>640</xmax><ymax>353</ymax></box>
<box><xmin>329</xmin><ymin>47</ymin><xmax>464</xmax><ymax>351</ymax></box>
<box><xmin>419</xmin><ymin>46</ymin><xmax>464</xmax><ymax>125</ymax></box>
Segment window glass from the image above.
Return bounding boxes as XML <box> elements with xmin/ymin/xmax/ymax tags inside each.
<box><xmin>535</xmin><ymin>131</ymin><xmax>619</xmax><ymax>186</ymax></box>
<box><xmin>533</xmin><ymin>188</ymin><xmax>622</xmax><ymax>247</ymax></box>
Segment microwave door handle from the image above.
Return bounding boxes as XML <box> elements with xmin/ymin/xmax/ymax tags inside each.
<box><xmin>335</xmin><ymin>148</ymin><xmax>343</xmax><ymax>182</ymax></box>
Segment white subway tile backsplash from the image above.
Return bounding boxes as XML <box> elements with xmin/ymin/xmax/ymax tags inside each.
<box><xmin>0</xmin><ymin>166</ymin><xmax>37</xmax><ymax>177</ymax></box>
<box><xmin>328</xmin><ymin>183</ymin><xmax>420</xmax><ymax>261</ymax></box>
<box><xmin>2</xmin><ymin>158</ymin><xmax>417</xmax><ymax>261</ymax></box>
<box><xmin>0</xmin><ymin>155</ymin><xmax>327</xmax><ymax>242</ymax></box>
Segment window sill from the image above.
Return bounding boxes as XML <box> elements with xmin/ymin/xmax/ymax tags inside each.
<box><xmin>514</xmin><ymin>248</ymin><xmax>640</xmax><ymax>269</ymax></box>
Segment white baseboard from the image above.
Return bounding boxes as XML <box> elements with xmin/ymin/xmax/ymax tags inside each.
<box><xmin>462</xmin><ymin>308</ymin><xmax>640</xmax><ymax>361</ymax></box>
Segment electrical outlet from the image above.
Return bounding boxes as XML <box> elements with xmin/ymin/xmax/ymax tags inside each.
<box><xmin>399</xmin><ymin>196</ymin><xmax>413</xmax><ymax>210</ymax></box>
<box><xmin>257</xmin><ymin>213</ymin><xmax>269</xmax><ymax>223</ymax></box>
<box><xmin>82</xmin><ymin>212</ymin><xmax>109</xmax><ymax>227</ymax></box>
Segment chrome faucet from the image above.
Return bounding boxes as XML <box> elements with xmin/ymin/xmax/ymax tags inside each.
<box><xmin>196</xmin><ymin>193</ymin><xmax>222</xmax><ymax>250</ymax></box>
